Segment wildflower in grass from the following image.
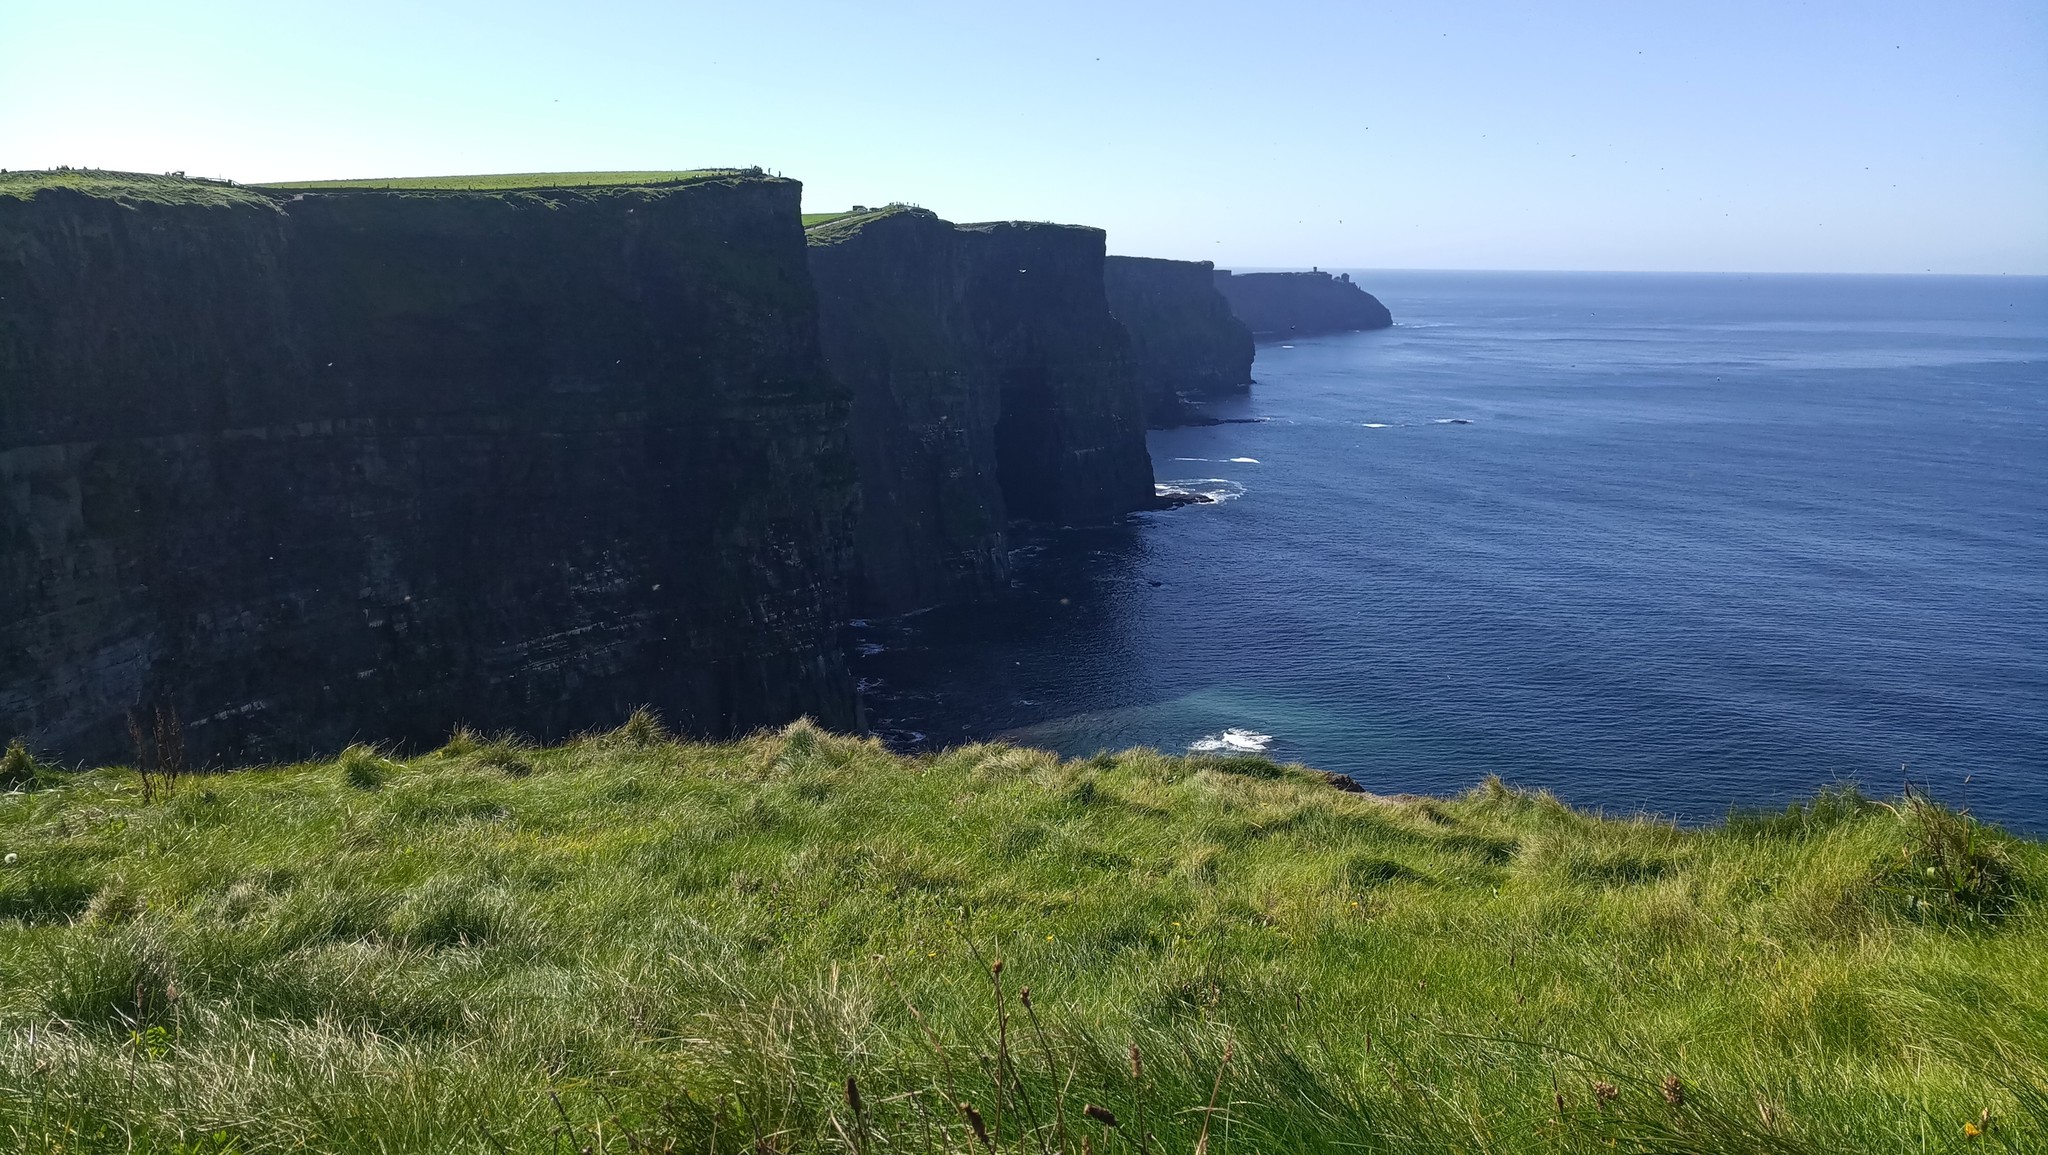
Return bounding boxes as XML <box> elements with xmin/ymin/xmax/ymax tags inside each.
<box><xmin>1964</xmin><ymin>1121</ymin><xmax>1983</xmax><ymax>1139</ymax></box>
<box><xmin>1592</xmin><ymin>1080</ymin><xmax>1619</xmax><ymax>1108</ymax></box>
<box><xmin>2</xmin><ymin>852</ymin><xmax>14</xmax><ymax>865</ymax></box>
<box><xmin>1662</xmin><ymin>1075</ymin><xmax>1685</xmax><ymax>1106</ymax></box>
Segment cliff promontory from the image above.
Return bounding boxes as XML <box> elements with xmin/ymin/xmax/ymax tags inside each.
<box><xmin>1214</xmin><ymin>268</ymin><xmax>1393</xmax><ymax>336</ymax></box>
<box><xmin>1103</xmin><ymin>255</ymin><xmax>1254</xmax><ymax>425</ymax></box>
<box><xmin>807</xmin><ymin>207</ymin><xmax>1155</xmax><ymax>614</ymax></box>
<box><xmin>0</xmin><ymin>170</ymin><xmax>857</xmax><ymax>764</ymax></box>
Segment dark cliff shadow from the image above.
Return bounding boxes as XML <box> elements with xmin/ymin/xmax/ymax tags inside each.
<box><xmin>850</xmin><ymin>519</ymin><xmax>1159</xmax><ymax>749</ymax></box>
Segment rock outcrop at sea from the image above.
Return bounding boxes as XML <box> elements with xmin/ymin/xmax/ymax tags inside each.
<box><xmin>1214</xmin><ymin>268</ymin><xmax>1394</xmax><ymax>336</ymax></box>
<box><xmin>0</xmin><ymin>172</ymin><xmax>857</xmax><ymax>763</ymax></box>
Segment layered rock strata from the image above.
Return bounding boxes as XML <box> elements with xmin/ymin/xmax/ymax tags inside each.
<box><xmin>807</xmin><ymin>207</ymin><xmax>1155</xmax><ymax>614</ymax></box>
<box><xmin>0</xmin><ymin>171</ymin><xmax>857</xmax><ymax>764</ymax></box>
<box><xmin>1103</xmin><ymin>255</ymin><xmax>1254</xmax><ymax>425</ymax></box>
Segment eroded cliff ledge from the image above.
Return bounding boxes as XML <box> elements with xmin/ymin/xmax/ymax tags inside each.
<box><xmin>1214</xmin><ymin>269</ymin><xmax>1393</xmax><ymax>337</ymax></box>
<box><xmin>807</xmin><ymin>207</ymin><xmax>1156</xmax><ymax>614</ymax></box>
<box><xmin>1</xmin><ymin>170</ymin><xmax>857</xmax><ymax>764</ymax></box>
<box><xmin>1103</xmin><ymin>255</ymin><xmax>1254</xmax><ymax>426</ymax></box>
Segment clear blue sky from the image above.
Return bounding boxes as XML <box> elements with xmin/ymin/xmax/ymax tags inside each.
<box><xmin>4</xmin><ymin>1</ymin><xmax>2042</xmax><ymax>273</ymax></box>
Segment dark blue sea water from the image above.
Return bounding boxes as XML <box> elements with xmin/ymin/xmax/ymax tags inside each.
<box><xmin>855</xmin><ymin>272</ymin><xmax>2048</xmax><ymax>832</ymax></box>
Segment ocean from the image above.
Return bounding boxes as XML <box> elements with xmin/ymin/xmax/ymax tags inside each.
<box><xmin>853</xmin><ymin>271</ymin><xmax>2048</xmax><ymax>832</ymax></box>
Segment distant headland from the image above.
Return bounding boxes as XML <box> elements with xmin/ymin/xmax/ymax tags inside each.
<box><xmin>1214</xmin><ymin>268</ymin><xmax>1395</xmax><ymax>336</ymax></box>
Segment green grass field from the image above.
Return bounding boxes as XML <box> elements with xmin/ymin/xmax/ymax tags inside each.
<box><xmin>0</xmin><ymin>168</ymin><xmax>770</xmax><ymax>207</ymax></box>
<box><xmin>0</xmin><ymin>721</ymin><xmax>2038</xmax><ymax>1152</ymax></box>
<box><xmin>0</xmin><ymin>169</ymin><xmax>275</xmax><ymax>209</ymax></box>
<box><xmin>258</xmin><ymin>170</ymin><xmax>750</xmax><ymax>191</ymax></box>
<box><xmin>805</xmin><ymin>205</ymin><xmax>923</xmax><ymax>245</ymax></box>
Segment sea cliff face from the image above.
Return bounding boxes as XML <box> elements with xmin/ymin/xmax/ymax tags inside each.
<box><xmin>964</xmin><ymin>221</ymin><xmax>1156</xmax><ymax>524</ymax></box>
<box><xmin>806</xmin><ymin>209</ymin><xmax>1009</xmax><ymax>615</ymax></box>
<box><xmin>1103</xmin><ymin>255</ymin><xmax>1254</xmax><ymax>425</ymax></box>
<box><xmin>1214</xmin><ymin>269</ymin><xmax>1393</xmax><ymax>336</ymax></box>
<box><xmin>808</xmin><ymin>208</ymin><xmax>1155</xmax><ymax>614</ymax></box>
<box><xmin>0</xmin><ymin>173</ymin><xmax>857</xmax><ymax>764</ymax></box>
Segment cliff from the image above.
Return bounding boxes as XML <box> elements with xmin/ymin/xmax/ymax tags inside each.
<box><xmin>0</xmin><ymin>170</ymin><xmax>857</xmax><ymax>765</ymax></box>
<box><xmin>1213</xmin><ymin>269</ymin><xmax>1393</xmax><ymax>336</ymax></box>
<box><xmin>1103</xmin><ymin>255</ymin><xmax>1254</xmax><ymax>425</ymax></box>
<box><xmin>807</xmin><ymin>207</ymin><xmax>1155</xmax><ymax>614</ymax></box>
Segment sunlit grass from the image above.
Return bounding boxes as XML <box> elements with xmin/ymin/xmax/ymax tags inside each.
<box><xmin>0</xmin><ymin>169</ymin><xmax>273</xmax><ymax>208</ymax></box>
<box><xmin>259</xmin><ymin>170</ymin><xmax>748</xmax><ymax>191</ymax></box>
<box><xmin>0</xmin><ymin>720</ymin><xmax>2038</xmax><ymax>1151</ymax></box>
<box><xmin>0</xmin><ymin>168</ymin><xmax>770</xmax><ymax>207</ymax></box>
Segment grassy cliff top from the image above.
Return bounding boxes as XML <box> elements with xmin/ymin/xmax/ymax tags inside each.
<box><xmin>0</xmin><ymin>723</ymin><xmax>2039</xmax><ymax>1151</ymax></box>
<box><xmin>259</xmin><ymin>170</ymin><xmax>757</xmax><ymax>192</ymax></box>
<box><xmin>0</xmin><ymin>169</ymin><xmax>277</xmax><ymax>209</ymax></box>
<box><xmin>804</xmin><ymin>207</ymin><xmax>1099</xmax><ymax>249</ymax></box>
<box><xmin>803</xmin><ymin>203</ymin><xmax>930</xmax><ymax>244</ymax></box>
<box><xmin>1108</xmin><ymin>253</ymin><xmax>1218</xmax><ymax>272</ymax></box>
<box><xmin>0</xmin><ymin>168</ymin><xmax>780</xmax><ymax>209</ymax></box>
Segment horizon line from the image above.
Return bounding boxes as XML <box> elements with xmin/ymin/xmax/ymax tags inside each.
<box><xmin>1208</xmin><ymin>265</ymin><xmax>2048</xmax><ymax>280</ymax></box>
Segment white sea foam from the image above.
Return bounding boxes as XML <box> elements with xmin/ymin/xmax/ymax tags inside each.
<box><xmin>1228</xmin><ymin>457</ymin><xmax>1260</xmax><ymax>463</ymax></box>
<box><xmin>1189</xmin><ymin>728</ymin><xmax>1275</xmax><ymax>754</ymax></box>
<box><xmin>1362</xmin><ymin>423</ymin><xmax>1392</xmax><ymax>428</ymax></box>
<box><xmin>1171</xmin><ymin>457</ymin><xmax>1213</xmax><ymax>462</ymax></box>
<box><xmin>1155</xmin><ymin>478</ymin><xmax>1247</xmax><ymax>504</ymax></box>
<box><xmin>857</xmin><ymin>642</ymin><xmax>887</xmax><ymax>656</ymax></box>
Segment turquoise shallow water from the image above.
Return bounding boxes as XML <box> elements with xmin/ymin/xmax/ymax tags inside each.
<box><xmin>854</xmin><ymin>272</ymin><xmax>2048</xmax><ymax>831</ymax></box>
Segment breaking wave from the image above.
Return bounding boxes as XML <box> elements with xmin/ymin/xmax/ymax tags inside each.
<box><xmin>1189</xmin><ymin>728</ymin><xmax>1275</xmax><ymax>754</ymax></box>
<box><xmin>1155</xmin><ymin>478</ymin><xmax>1247</xmax><ymax>504</ymax></box>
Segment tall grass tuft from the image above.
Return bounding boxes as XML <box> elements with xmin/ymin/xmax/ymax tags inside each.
<box><xmin>439</xmin><ymin>725</ymin><xmax>483</xmax><ymax>758</ymax></box>
<box><xmin>1881</xmin><ymin>792</ymin><xmax>2025</xmax><ymax>926</ymax></box>
<box><xmin>0</xmin><ymin>739</ymin><xmax>39</xmax><ymax>789</ymax></box>
<box><xmin>614</xmin><ymin>706</ymin><xmax>669</xmax><ymax>748</ymax></box>
<box><xmin>337</xmin><ymin>744</ymin><xmax>393</xmax><ymax>790</ymax></box>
